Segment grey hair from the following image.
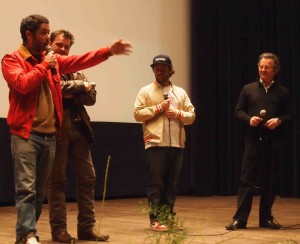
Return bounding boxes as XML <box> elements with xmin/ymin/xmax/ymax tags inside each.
<box><xmin>258</xmin><ymin>52</ymin><xmax>280</xmax><ymax>70</ymax></box>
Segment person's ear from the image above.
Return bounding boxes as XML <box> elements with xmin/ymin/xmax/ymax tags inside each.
<box><xmin>26</xmin><ymin>30</ymin><xmax>32</xmax><ymax>39</ymax></box>
<box><xmin>170</xmin><ymin>68</ymin><xmax>175</xmax><ymax>77</ymax></box>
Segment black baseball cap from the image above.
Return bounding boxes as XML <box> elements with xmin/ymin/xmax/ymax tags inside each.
<box><xmin>150</xmin><ymin>54</ymin><xmax>172</xmax><ymax>68</ymax></box>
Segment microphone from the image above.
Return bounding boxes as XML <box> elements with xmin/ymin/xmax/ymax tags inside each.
<box><xmin>163</xmin><ymin>91</ymin><xmax>168</xmax><ymax>100</ymax></box>
<box><xmin>260</xmin><ymin>109</ymin><xmax>266</xmax><ymax>118</ymax></box>
<box><xmin>259</xmin><ymin>109</ymin><xmax>266</xmax><ymax>141</ymax></box>
<box><xmin>45</xmin><ymin>46</ymin><xmax>57</xmax><ymax>75</ymax></box>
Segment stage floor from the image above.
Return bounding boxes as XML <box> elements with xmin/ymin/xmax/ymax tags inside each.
<box><xmin>0</xmin><ymin>196</ymin><xmax>299</xmax><ymax>243</ymax></box>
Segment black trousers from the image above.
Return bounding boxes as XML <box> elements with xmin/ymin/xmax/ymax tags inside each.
<box><xmin>145</xmin><ymin>147</ymin><xmax>183</xmax><ymax>223</ymax></box>
<box><xmin>233</xmin><ymin>138</ymin><xmax>283</xmax><ymax>224</ymax></box>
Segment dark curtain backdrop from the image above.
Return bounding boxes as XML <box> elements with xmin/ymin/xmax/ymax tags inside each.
<box><xmin>190</xmin><ymin>0</ymin><xmax>300</xmax><ymax>197</ymax></box>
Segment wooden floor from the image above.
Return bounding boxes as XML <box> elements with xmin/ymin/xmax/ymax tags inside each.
<box><xmin>0</xmin><ymin>196</ymin><xmax>300</xmax><ymax>244</ymax></box>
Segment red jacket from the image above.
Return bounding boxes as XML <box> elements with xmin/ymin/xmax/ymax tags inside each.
<box><xmin>1</xmin><ymin>44</ymin><xmax>111</xmax><ymax>138</ymax></box>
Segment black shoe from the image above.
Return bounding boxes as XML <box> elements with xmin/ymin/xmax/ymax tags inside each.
<box><xmin>225</xmin><ymin>220</ymin><xmax>246</xmax><ymax>230</ymax></box>
<box><xmin>259</xmin><ymin>219</ymin><xmax>281</xmax><ymax>229</ymax></box>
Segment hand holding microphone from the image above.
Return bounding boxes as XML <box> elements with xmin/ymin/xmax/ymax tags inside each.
<box><xmin>250</xmin><ymin>109</ymin><xmax>266</xmax><ymax>127</ymax></box>
<box><xmin>250</xmin><ymin>109</ymin><xmax>280</xmax><ymax>130</ymax></box>
<box><xmin>161</xmin><ymin>92</ymin><xmax>181</xmax><ymax>119</ymax></box>
<box><xmin>257</xmin><ymin>109</ymin><xmax>281</xmax><ymax>130</ymax></box>
<box><xmin>160</xmin><ymin>92</ymin><xmax>170</xmax><ymax>111</ymax></box>
<box><xmin>45</xmin><ymin>46</ymin><xmax>57</xmax><ymax>75</ymax></box>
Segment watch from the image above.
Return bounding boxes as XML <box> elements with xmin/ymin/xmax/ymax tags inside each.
<box><xmin>277</xmin><ymin>118</ymin><xmax>281</xmax><ymax>125</ymax></box>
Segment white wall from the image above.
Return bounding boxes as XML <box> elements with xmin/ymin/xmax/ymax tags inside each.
<box><xmin>0</xmin><ymin>0</ymin><xmax>190</xmax><ymax>122</ymax></box>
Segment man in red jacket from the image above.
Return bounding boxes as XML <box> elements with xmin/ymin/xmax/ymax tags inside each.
<box><xmin>1</xmin><ymin>14</ymin><xmax>132</xmax><ymax>244</ymax></box>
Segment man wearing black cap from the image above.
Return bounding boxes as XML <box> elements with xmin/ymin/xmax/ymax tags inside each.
<box><xmin>134</xmin><ymin>54</ymin><xmax>195</xmax><ymax>231</ymax></box>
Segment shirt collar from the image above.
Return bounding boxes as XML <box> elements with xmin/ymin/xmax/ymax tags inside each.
<box><xmin>18</xmin><ymin>44</ymin><xmax>44</xmax><ymax>64</ymax></box>
<box><xmin>260</xmin><ymin>78</ymin><xmax>275</xmax><ymax>91</ymax></box>
<box><xmin>19</xmin><ymin>44</ymin><xmax>33</xmax><ymax>60</ymax></box>
<box><xmin>154</xmin><ymin>80</ymin><xmax>173</xmax><ymax>87</ymax></box>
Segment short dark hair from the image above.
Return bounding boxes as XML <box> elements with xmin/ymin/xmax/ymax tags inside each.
<box><xmin>20</xmin><ymin>14</ymin><xmax>49</xmax><ymax>44</ymax></box>
<box><xmin>258</xmin><ymin>52</ymin><xmax>280</xmax><ymax>71</ymax></box>
<box><xmin>50</xmin><ymin>29</ymin><xmax>75</xmax><ymax>46</ymax></box>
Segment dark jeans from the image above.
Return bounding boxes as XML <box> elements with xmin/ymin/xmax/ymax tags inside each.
<box><xmin>146</xmin><ymin>146</ymin><xmax>183</xmax><ymax>223</ymax></box>
<box><xmin>233</xmin><ymin>138</ymin><xmax>282</xmax><ymax>224</ymax></box>
<box><xmin>47</xmin><ymin>121</ymin><xmax>96</xmax><ymax>235</ymax></box>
